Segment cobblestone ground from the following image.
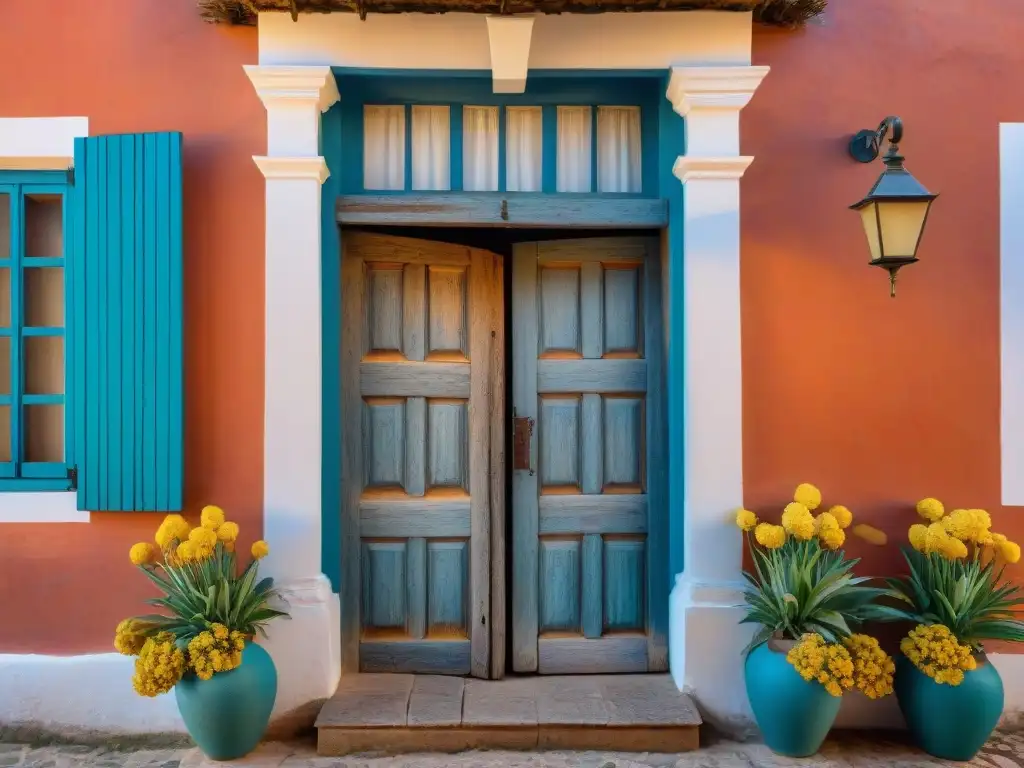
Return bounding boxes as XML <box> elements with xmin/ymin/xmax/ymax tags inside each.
<box><xmin>1</xmin><ymin>731</ymin><xmax>1022</xmax><ymax>768</ymax></box>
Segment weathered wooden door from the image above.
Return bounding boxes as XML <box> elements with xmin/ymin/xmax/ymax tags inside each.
<box><xmin>511</xmin><ymin>236</ymin><xmax>667</xmax><ymax>674</ymax></box>
<box><xmin>340</xmin><ymin>231</ymin><xmax>504</xmax><ymax>678</ymax></box>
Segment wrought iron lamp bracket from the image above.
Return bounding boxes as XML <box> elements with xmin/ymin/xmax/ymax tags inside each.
<box><xmin>849</xmin><ymin>116</ymin><xmax>904</xmax><ymax>164</ymax></box>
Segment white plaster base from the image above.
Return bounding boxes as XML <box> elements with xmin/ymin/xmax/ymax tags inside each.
<box><xmin>0</xmin><ymin>579</ymin><xmax>341</xmax><ymax>736</ymax></box>
<box><xmin>670</xmin><ymin>575</ymin><xmax>1024</xmax><ymax>732</ymax></box>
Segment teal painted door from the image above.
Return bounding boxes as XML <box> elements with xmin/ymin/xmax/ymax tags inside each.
<box><xmin>339</xmin><ymin>231</ymin><xmax>504</xmax><ymax>678</ymax></box>
<box><xmin>512</xmin><ymin>236</ymin><xmax>668</xmax><ymax>674</ymax></box>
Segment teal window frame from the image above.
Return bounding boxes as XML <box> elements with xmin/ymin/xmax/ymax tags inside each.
<box><xmin>333</xmin><ymin>71</ymin><xmax>662</xmax><ymax>197</ymax></box>
<box><xmin>0</xmin><ymin>170</ymin><xmax>74</xmax><ymax>492</ymax></box>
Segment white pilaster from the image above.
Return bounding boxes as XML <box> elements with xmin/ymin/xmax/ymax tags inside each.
<box><xmin>246</xmin><ymin>65</ymin><xmax>341</xmax><ymax>721</ymax></box>
<box><xmin>666</xmin><ymin>65</ymin><xmax>768</xmax><ymax>732</ymax></box>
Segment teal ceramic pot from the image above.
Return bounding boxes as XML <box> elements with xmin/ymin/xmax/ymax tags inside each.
<box><xmin>175</xmin><ymin>642</ymin><xmax>277</xmax><ymax>761</ymax></box>
<box><xmin>745</xmin><ymin>639</ymin><xmax>841</xmax><ymax>757</ymax></box>
<box><xmin>895</xmin><ymin>652</ymin><xmax>1003</xmax><ymax>761</ymax></box>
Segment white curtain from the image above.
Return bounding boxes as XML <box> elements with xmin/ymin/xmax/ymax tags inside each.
<box><xmin>412</xmin><ymin>105</ymin><xmax>451</xmax><ymax>191</ymax></box>
<box><xmin>363</xmin><ymin>106</ymin><xmax>405</xmax><ymax>191</ymax></box>
<box><xmin>597</xmin><ymin>106</ymin><xmax>642</xmax><ymax>193</ymax></box>
<box><xmin>506</xmin><ymin>107</ymin><xmax>543</xmax><ymax>192</ymax></box>
<box><xmin>463</xmin><ymin>106</ymin><xmax>498</xmax><ymax>192</ymax></box>
<box><xmin>557</xmin><ymin>106</ymin><xmax>592</xmax><ymax>193</ymax></box>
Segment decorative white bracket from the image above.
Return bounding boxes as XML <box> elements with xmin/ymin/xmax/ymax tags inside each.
<box><xmin>486</xmin><ymin>16</ymin><xmax>535</xmax><ymax>94</ymax></box>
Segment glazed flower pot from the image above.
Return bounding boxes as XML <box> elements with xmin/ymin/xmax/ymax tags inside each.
<box><xmin>895</xmin><ymin>653</ymin><xmax>1003</xmax><ymax>761</ymax></box>
<box><xmin>744</xmin><ymin>639</ymin><xmax>841</xmax><ymax>757</ymax></box>
<box><xmin>175</xmin><ymin>642</ymin><xmax>277</xmax><ymax>760</ymax></box>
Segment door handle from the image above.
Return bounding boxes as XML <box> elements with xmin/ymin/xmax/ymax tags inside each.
<box><xmin>513</xmin><ymin>416</ymin><xmax>534</xmax><ymax>475</ymax></box>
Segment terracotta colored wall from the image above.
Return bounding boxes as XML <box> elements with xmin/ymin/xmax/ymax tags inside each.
<box><xmin>0</xmin><ymin>0</ymin><xmax>264</xmax><ymax>653</ymax></box>
<box><xmin>744</xmin><ymin>0</ymin><xmax>1024</xmax><ymax>648</ymax></box>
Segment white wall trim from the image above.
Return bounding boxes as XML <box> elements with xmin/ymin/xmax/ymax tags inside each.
<box><xmin>485</xmin><ymin>16</ymin><xmax>534</xmax><ymax>94</ymax></box>
<box><xmin>0</xmin><ymin>117</ymin><xmax>88</xmax><ymax>170</ymax></box>
<box><xmin>0</xmin><ymin>492</ymin><xmax>89</xmax><ymax>524</ymax></box>
<box><xmin>667</xmin><ymin>64</ymin><xmax>767</xmax><ymax>731</ymax></box>
<box><xmin>257</xmin><ymin>11</ymin><xmax>753</xmax><ymax>69</ymax></box>
<box><xmin>1001</xmin><ymin>123</ymin><xmax>1024</xmax><ymax>506</ymax></box>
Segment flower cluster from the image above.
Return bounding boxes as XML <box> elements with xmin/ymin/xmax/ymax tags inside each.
<box><xmin>843</xmin><ymin>633</ymin><xmax>895</xmax><ymax>699</ymax></box>
<box><xmin>735</xmin><ymin>484</ymin><xmax>873</xmax><ymax>552</ymax></box>
<box><xmin>131</xmin><ymin>632</ymin><xmax>186</xmax><ymax>697</ymax></box>
<box><xmin>786</xmin><ymin>633</ymin><xmax>855</xmax><ymax>697</ymax></box>
<box><xmin>128</xmin><ymin>506</ymin><xmax>268</xmax><ymax>567</ymax></box>
<box><xmin>187</xmin><ymin>623</ymin><xmax>246</xmax><ymax>681</ymax></box>
<box><xmin>910</xmin><ymin>498</ymin><xmax>1020</xmax><ymax>563</ymax></box>
<box><xmin>114</xmin><ymin>618</ymin><xmax>148</xmax><ymax>656</ymax></box>
<box><xmin>900</xmin><ymin>624</ymin><xmax>977</xmax><ymax>686</ymax></box>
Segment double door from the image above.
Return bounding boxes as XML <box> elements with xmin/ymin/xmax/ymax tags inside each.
<box><xmin>340</xmin><ymin>232</ymin><xmax>666</xmax><ymax>678</ymax></box>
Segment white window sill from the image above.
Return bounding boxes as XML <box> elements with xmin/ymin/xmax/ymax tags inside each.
<box><xmin>0</xmin><ymin>492</ymin><xmax>89</xmax><ymax>523</ymax></box>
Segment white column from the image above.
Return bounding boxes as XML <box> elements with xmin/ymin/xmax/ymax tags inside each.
<box><xmin>245</xmin><ymin>65</ymin><xmax>341</xmax><ymax>720</ymax></box>
<box><xmin>665</xmin><ymin>65</ymin><xmax>768</xmax><ymax>731</ymax></box>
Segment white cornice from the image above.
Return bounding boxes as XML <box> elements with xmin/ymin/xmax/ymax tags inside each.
<box><xmin>666</xmin><ymin>66</ymin><xmax>770</xmax><ymax>117</ymax></box>
<box><xmin>673</xmin><ymin>156</ymin><xmax>754</xmax><ymax>182</ymax></box>
<box><xmin>253</xmin><ymin>155</ymin><xmax>330</xmax><ymax>183</ymax></box>
<box><xmin>244</xmin><ymin>65</ymin><xmax>340</xmax><ymax>112</ymax></box>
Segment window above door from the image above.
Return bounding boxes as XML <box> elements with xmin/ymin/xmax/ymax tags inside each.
<box><xmin>331</xmin><ymin>73</ymin><xmax>662</xmax><ymax>197</ymax></box>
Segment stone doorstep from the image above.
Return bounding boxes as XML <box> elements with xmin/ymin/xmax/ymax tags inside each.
<box><xmin>315</xmin><ymin>674</ymin><xmax>702</xmax><ymax>755</ymax></box>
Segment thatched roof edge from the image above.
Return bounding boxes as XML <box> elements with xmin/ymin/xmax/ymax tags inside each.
<box><xmin>198</xmin><ymin>0</ymin><xmax>825</xmax><ymax>27</ymax></box>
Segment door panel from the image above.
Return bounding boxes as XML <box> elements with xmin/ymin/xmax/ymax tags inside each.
<box><xmin>341</xmin><ymin>232</ymin><xmax>503</xmax><ymax>678</ymax></box>
<box><xmin>512</xmin><ymin>236</ymin><xmax>666</xmax><ymax>675</ymax></box>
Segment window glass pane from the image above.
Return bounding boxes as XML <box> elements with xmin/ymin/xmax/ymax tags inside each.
<box><xmin>24</xmin><ymin>403</ymin><xmax>62</xmax><ymax>462</ymax></box>
<box><xmin>24</xmin><ymin>336</ymin><xmax>63</xmax><ymax>395</ymax></box>
<box><xmin>557</xmin><ymin>106</ymin><xmax>592</xmax><ymax>193</ymax></box>
<box><xmin>463</xmin><ymin>106</ymin><xmax>498</xmax><ymax>192</ymax></box>
<box><xmin>0</xmin><ymin>337</ymin><xmax>9</xmax><ymax>396</ymax></box>
<box><xmin>25</xmin><ymin>194</ymin><xmax>62</xmax><ymax>258</ymax></box>
<box><xmin>24</xmin><ymin>267</ymin><xmax>63</xmax><ymax>327</ymax></box>
<box><xmin>364</xmin><ymin>106</ymin><xmax>406</xmax><ymax>191</ymax></box>
<box><xmin>0</xmin><ymin>268</ymin><xmax>9</xmax><ymax>328</ymax></box>
<box><xmin>0</xmin><ymin>405</ymin><xmax>9</xmax><ymax>462</ymax></box>
<box><xmin>506</xmin><ymin>107</ymin><xmax>542</xmax><ymax>193</ymax></box>
<box><xmin>597</xmin><ymin>106</ymin><xmax>642</xmax><ymax>193</ymax></box>
<box><xmin>0</xmin><ymin>193</ymin><xmax>9</xmax><ymax>259</ymax></box>
<box><xmin>412</xmin><ymin>105</ymin><xmax>450</xmax><ymax>191</ymax></box>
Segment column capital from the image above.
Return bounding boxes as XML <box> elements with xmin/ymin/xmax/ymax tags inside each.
<box><xmin>253</xmin><ymin>155</ymin><xmax>330</xmax><ymax>184</ymax></box>
<box><xmin>666</xmin><ymin>66</ymin><xmax>770</xmax><ymax>117</ymax></box>
<box><xmin>673</xmin><ymin>156</ymin><xmax>754</xmax><ymax>183</ymax></box>
<box><xmin>244</xmin><ymin>65</ymin><xmax>340</xmax><ymax>113</ymax></box>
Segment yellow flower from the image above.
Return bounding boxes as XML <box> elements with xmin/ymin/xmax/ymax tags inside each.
<box><xmin>132</xmin><ymin>632</ymin><xmax>185</xmax><ymax>697</ymax></box>
<box><xmin>787</xmin><ymin>633</ymin><xmax>854</xmax><ymax>697</ymax></box>
<box><xmin>252</xmin><ymin>540</ymin><xmax>270</xmax><ymax>559</ymax></box>
<box><xmin>900</xmin><ymin>625</ymin><xmax>975</xmax><ymax>686</ymax></box>
<box><xmin>201</xmin><ymin>505</ymin><xmax>226</xmax><ymax>530</ymax></box>
<box><xmin>971</xmin><ymin>509</ymin><xmax>993</xmax><ymax>532</ymax></box>
<box><xmin>939</xmin><ymin>536</ymin><xmax>968</xmax><ymax>560</ymax></box>
<box><xmin>781</xmin><ymin>502</ymin><xmax>816</xmax><ymax>541</ymax></box>
<box><xmin>908</xmin><ymin>523</ymin><xmax>929</xmax><ymax>553</ymax></box>
<box><xmin>1000</xmin><ymin>539</ymin><xmax>1022</xmax><ymax>564</ymax></box>
<box><xmin>189</xmin><ymin>526</ymin><xmax>217</xmax><ymax>548</ymax></box>
<box><xmin>820</xmin><ymin>527</ymin><xmax>846</xmax><ymax>550</ymax></box>
<box><xmin>754</xmin><ymin>523</ymin><xmax>786</xmax><ymax>549</ymax></box>
<box><xmin>852</xmin><ymin>524</ymin><xmax>887</xmax><ymax>546</ymax></box>
<box><xmin>794</xmin><ymin>483</ymin><xmax>822</xmax><ymax>511</ymax></box>
<box><xmin>155</xmin><ymin>514</ymin><xmax>191</xmax><ymax>550</ymax></box>
<box><xmin>129</xmin><ymin>542</ymin><xmax>157</xmax><ymax>566</ymax></box>
<box><xmin>187</xmin><ymin>628</ymin><xmax>246</xmax><ymax>682</ymax></box>
<box><xmin>916</xmin><ymin>497</ymin><xmax>945</xmax><ymax>523</ymax></box>
<box><xmin>176</xmin><ymin>540</ymin><xmax>197</xmax><ymax>563</ymax></box>
<box><xmin>216</xmin><ymin>521</ymin><xmax>240</xmax><ymax>544</ymax></box>
<box><xmin>843</xmin><ymin>634</ymin><xmax>895</xmax><ymax>699</ymax></box>
<box><xmin>925</xmin><ymin>522</ymin><xmax>950</xmax><ymax>555</ymax></box>
<box><xmin>828</xmin><ymin>505</ymin><xmax>853</xmax><ymax>529</ymax></box>
<box><xmin>114</xmin><ymin>619</ymin><xmax>147</xmax><ymax>656</ymax></box>
<box><xmin>735</xmin><ymin>508</ymin><xmax>758</xmax><ymax>532</ymax></box>
<box><xmin>816</xmin><ymin>512</ymin><xmax>840</xmax><ymax>534</ymax></box>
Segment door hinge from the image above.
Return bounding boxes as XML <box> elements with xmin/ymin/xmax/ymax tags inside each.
<box><xmin>66</xmin><ymin>167</ymin><xmax>75</xmax><ymax>186</ymax></box>
<box><xmin>67</xmin><ymin>465</ymin><xmax>78</xmax><ymax>490</ymax></box>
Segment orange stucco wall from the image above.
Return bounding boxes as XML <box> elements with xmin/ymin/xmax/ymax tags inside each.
<box><xmin>743</xmin><ymin>0</ymin><xmax>1024</xmax><ymax>651</ymax></box>
<box><xmin>0</xmin><ymin>0</ymin><xmax>264</xmax><ymax>653</ymax></box>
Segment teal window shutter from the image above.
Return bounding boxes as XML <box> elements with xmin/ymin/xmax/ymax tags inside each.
<box><xmin>71</xmin><ymin>133</ymin><xmax>184</xmax><ymax>511</ymax></box>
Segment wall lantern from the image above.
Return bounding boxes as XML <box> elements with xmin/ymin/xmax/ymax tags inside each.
<box><xmin>849</xmin><ymin>116</ymin><xmax>937</xmax><ymax>297</ymax></box>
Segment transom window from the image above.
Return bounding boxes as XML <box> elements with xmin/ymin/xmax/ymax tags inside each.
<box><xmin>334</xmin><ymin>74</ymin><xmax>660</xmax><ymax>197</ymax></box>
<box><xmin>0</xmin><ymin>178</ymin><xmax>69</xmax><ymax>487</ymax></box>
